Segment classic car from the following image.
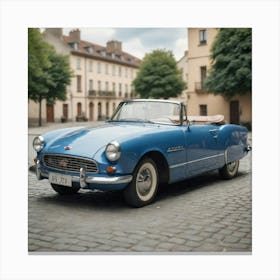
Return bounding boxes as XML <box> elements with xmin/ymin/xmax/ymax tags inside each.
<box><xmin>33</xmin><ymin>99</ymin><xmax>251</xmax><ymax>207</ymax></box>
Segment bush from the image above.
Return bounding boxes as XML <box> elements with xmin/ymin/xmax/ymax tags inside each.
<box><xmin>61</xmin><ymin>116</ymin><xmax>67</xmax><ymax>123</ymax></box>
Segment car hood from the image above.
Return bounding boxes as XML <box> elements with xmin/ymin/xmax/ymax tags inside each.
<box><xmin>43</xmin><ymin>123</ymin><xmax>159</xmax><ymax>158</ymax></box>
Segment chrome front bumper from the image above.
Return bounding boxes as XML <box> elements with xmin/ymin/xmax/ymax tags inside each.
<box><xmin>36</xmin><ymin>162</ymin><xmax>132</xmax><ymax>187</ymax></box>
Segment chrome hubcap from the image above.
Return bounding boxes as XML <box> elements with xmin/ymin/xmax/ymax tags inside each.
<box><xmin>137</xmin><ymin>168</ymin><xmax>153</xmax><ymax>196</ymax></box>
<box><xmin>228</xmin><ymin>161</ymin><xmax>237</xmax><ymax>173</ymax></box>
<box><xmin>136</xmin><ymin>162</ymin><xmax>157</xmax><ymax>201</ymax></box>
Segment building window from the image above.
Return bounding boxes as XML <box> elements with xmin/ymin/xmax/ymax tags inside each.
<box><xmin>98</xmin><ymin>81</ymin><xmax>101</xmax><ymax>91</ymax></box>
<box><xmin>105</xmin><ymin>81</ymin><xmax>109</xmax><ymax>92</ymax></box>
<box><xmin>119</xmin><ymin>83</ymin><xmax>122</xmax><ymax>97</ymax></box>
<box><xmin>200</xmin><ymin>66</ymin><xmax>207</xmax><ymax>89</ymax></box>
<box><xmin>77</xmin><ymin>58</ymin><xmax>81</xmax><ymax>70</ymax></box>
<box><xmin>199</xmin><ymin>105</ymin><xmax>207</xmax><ymax>116</ymax></box>
<box><xmin>125</xmin><ymin>68</ymin><xmax>128</xmax><ymax>78</ymax></box>
<box><xmin>71</xmin><ymin>42</ymin><xmax>78</xmax><ymax>50</ymax></box>
<box><xmin>199</xmin><ymin>30</ymin><xmax>207</xmax><ymax>45</ymax></box>
<box><xmin>130</xmin><ymin>69</ymin><xmax>133</xmax><ymax>78</ymax></box>
<box><xmin>118</xmin><ymin>66</ymin><xmax>122</xmax><ymax>77</ymax></box>
<box><xmin>77</xmin><ymin>75</ymin><xmax>82</xmax><ymax>92</ymax></box>
<box><xmin>112</xmin><ymin>65</ymin><xmax>116</xmax><ymax>76</ymax></box>
<box><xmin>89</xmin><ymin>79</ymin><xmax>93</xmax><ymax>90</ymax></box>
<box><xmin>125</xmin><ymin>84</ymin><xmax>128</xmax><ymax>98</ymax></box>
<box><xmin>97</xmin><ymin>62</ymin><xmax>101</xmax><ymax>73</ymax></box>
<box><xmin>89</xmin><ymin>61</ymin><xmax>93</xmax><ymax>72</ymax></box>
<box><xmin>105</xmin><ymin>64</ymin><xmax>109</xmax><ymax>75</ymax></box>
<box><xmin>112</xmin><ymin>82</ymin><xmax>116</xmax><ymax>94</ymax></box>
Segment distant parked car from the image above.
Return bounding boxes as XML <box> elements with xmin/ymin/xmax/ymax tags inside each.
<box><xmin>33</xmin><ymin>99</ymin><xmax>251</xmax><ymax>207</ymax></box>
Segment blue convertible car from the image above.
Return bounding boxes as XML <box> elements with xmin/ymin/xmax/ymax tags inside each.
<box><xmin>33</xmin><ymin>99</ymin><xmax>250</xmax><ymax>207</ymax></box>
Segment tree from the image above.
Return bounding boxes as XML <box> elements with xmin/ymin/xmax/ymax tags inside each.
<box><xmin>205</xmin><ymin>28</ymin><xmax>252</xmax><ymax>98</ymax></box>
<box><xmin>133</xmin><ymin>50</ymin><xmax>185</xmax><ymax>99</ymax></box>
<box><xmin>28</xmin><ymin>28</ymin><xmax>72</xmax><ymax>126</ymax></box>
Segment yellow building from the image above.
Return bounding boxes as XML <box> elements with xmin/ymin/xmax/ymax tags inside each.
<box><xmin>28</xmin><ymin>28</ymin><xmax>141</xmax><ymax>125</ymax></box>
<box><xmin>187</xmin><ymin>28</ymin><xmax>251</xmax><ymax>126</ymax></box>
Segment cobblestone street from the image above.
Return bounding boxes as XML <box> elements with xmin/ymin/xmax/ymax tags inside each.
<box><xmin>28</xmin><ymin>146</ymin><xmax>252</xmax><ymax>253</ymax></box>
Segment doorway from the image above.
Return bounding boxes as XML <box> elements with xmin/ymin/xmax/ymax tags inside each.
<box><xmin>230</xmin><ymin>100</ymin><xmax>240</xmax><ymax>124</ymax></box>
<box><xmin>89</xmin><ymin>102</ymin><xmax>94</xmax><ymax>121</ymax></box>
<box><xmin>46</xmin><ymin>104</ymin><xmax>54</xmax><ymax>122</ymax></box>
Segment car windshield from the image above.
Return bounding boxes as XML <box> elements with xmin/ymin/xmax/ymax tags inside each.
<box><xmin>110</xmin><ymin>100</ymin><xmax>181</xmax><ymax>125</ymax></box>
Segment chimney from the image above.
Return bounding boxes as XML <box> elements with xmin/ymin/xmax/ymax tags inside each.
<box><xmin>106</xmin><ymin>40</ymin><xmax>122</xmax><ymax>52</ymax></box>
<box><xmin>69</xmin><ymin>29</ymin><xmax>81</xmax><ymax>41</ymax></box>
<box><xmin>45</xmin><ymin>28</ymin><xmax>63</xmax><ymax>38</ymax></box>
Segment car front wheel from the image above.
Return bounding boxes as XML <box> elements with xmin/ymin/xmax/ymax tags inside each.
<box><xmin>219</xmin><ymin>160</ymin><xmax>239</xmax><ymax>179</ymax></box>
<box><xmin>51</xmin><ymin>184</ymin><xmax>80</xmax><ymax>195</ymax></box>
<box><xmin>123</xmin><ymin>157</ymin><xmax>158</xmax><ymax>207</ymax></box>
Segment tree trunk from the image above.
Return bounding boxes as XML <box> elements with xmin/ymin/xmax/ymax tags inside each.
<box><xmin>39</xmin><ymin>96</ymin><xmax>42</xmax><ymax>127</ymax></box>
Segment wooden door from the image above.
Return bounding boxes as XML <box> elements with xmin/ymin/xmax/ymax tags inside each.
<box><xmin>46</xmin><ymin>104</ymin><xmax>54</xmax><ymax>122</ymax></box>
<box><xmin>63</xmin><ymin>104</ymin><xmax>68</xmax><ymax>119</ymax></box>
<box><xmin>230</xmin><ymin>100</ymin><xmax>240</xmax><ymax>124</ymax></box>
<box><xmin>77</xmin><ymin>102</ymin><xmax>82</xmax><ymax>116</ymax></box>
<box><xmin>89</xmin><ymin>102</ymin><xmax>94</xmax><ymax>121</ymax></box>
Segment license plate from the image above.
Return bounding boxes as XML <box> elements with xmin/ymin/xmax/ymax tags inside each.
<box><xmin>49</xmin><ymin>172</ymin><xmax>72</xmax><ymax>187</ymax></box>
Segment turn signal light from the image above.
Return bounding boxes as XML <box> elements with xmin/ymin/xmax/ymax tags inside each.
<box><xmin>34</xmin><ymin>158</ymin><xmax>38</xmax><ymax>164</ymax></box>
<box><xmin>106</xmin><ymin>166</ymin><xmax>116</xmax><ymax>173</ymax></box>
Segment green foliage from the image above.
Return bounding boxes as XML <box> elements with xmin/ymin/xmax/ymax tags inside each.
<box><xmin>28</xmin><ymin>28</ymin><xmax>52</xmax><ymax>101</ymax></box>
<box><xmin>46</xmin><ymin>51</ymin><xmax>72</xmax><ymax>104</ymax></box>
<box><xmin>28</xmin><ymin>28</ymin><xmax>73</xmax><ymax>125</ymax></box>
<box><xmin>133</xmin><ymin>50</ymin><xmax>185</xmax><ymax>99</ymax></box>
<box><xmin>205</xmin><ymin>28</ymin><xmax>252</xmax><ymax>98</ymax></box>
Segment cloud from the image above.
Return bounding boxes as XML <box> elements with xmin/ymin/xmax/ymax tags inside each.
<box><xmin>63</xmin><ymin>27</ymin><xmax>188</xmax><ymax>60</ymax></box>
<box><xmin>174</xmin><ymin>37</ymin><xmax>188</xmax><ymax>60</ymax></box>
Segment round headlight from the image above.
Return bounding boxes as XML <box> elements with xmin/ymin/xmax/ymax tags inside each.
<box><xmin>105</xmin><ymin>142</ymin><xmax>121</xmax><ymax>162</ymax></box>
<box><xmin>33</xmin><ymin>136</ymin><xmax>45</xmax><ymax>152</ymax></box>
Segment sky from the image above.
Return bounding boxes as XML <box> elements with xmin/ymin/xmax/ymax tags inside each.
<box><xmin>63</xmin><ymin>28</ymin><xmax>188</xmax><ymax>61</ymax></box>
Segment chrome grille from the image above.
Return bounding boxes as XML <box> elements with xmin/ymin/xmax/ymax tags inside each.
<box><xmin>43</xmin><ymin>154</ymin><xmax>98</xmax><ymax>173</ymax></box>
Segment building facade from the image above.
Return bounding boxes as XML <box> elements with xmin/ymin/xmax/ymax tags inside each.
<box><xmin>187</xmin><ymin>28</ymin><xmax>252</xmax><ymax>126</ymax></box>
<box><xmin>28</xmin><ymin>28</ymin><xmax>141</xmax><ymax>125</ymax></box>
<box><xmin>172</xmin><ymin>50</ymin><xmax>188</xmax><ymax>103</ymax></box>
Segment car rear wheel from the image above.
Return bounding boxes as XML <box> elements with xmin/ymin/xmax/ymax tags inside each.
<box><xmin>51</xmin><ymin>184</ymin><xmax>80</xmax><ymax>195</ymax></box>
<box><xmin>219</xmin><ymin>160</ymin><xmax>239</xmax><ymax>179</ymax></box>
<box><xmin>123</xmin><ymin>157</ymin><xmax>158</xmax><ymax>207</ymax></box>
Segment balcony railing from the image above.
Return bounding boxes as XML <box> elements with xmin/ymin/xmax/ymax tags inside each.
<box><xmin>195</xmin><ymin>82</ymin><xmax>207</xmax><ymax>93</ymax></box>
<box><xmin>88</xmin><ymin>90</ymin><xmax>116</xmax><ymax>98</ymax></box>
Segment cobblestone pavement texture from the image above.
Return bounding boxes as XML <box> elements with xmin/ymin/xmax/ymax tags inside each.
<box><xmin>28</xmin><ymin>123</ymin><xmax>252</xmax><ymax>253</ymax></box>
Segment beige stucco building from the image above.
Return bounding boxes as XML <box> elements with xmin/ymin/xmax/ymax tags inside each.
<box><xmin>187</xmin><ymin>28</ymin><xmax>251</xmax><ymax>126</ymax></box>
<box><xmin>28</xmin><ymin>28</ymin><xmax>141</xmax><ymax>125</ymax></box>
<box><xmin>172</xmin><ymin>50</ymin><xmax>188</xmax><ymax>103</ymax></box>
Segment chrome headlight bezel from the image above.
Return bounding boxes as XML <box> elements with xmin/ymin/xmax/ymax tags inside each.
<box><xmin>105</xmin><ymin>141</ymin><xmax>121</xmax><ymax>162</ymax></box>
<box><xmin>33</xmin><ymin>135</ymin><xmax>45</xmax><ymax>152</ymax></box>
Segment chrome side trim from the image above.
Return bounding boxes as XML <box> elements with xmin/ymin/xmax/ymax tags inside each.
<box><xmin>170</xmin><ymin>153</ymin><xmax>225</xmax><ymax>169</ymax></box>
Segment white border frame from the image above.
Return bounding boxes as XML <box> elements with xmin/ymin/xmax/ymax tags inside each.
<box><xmin>1</xmin><ymin>0</ymin><xmax>279</xmax><ymax>279</ymax></box>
